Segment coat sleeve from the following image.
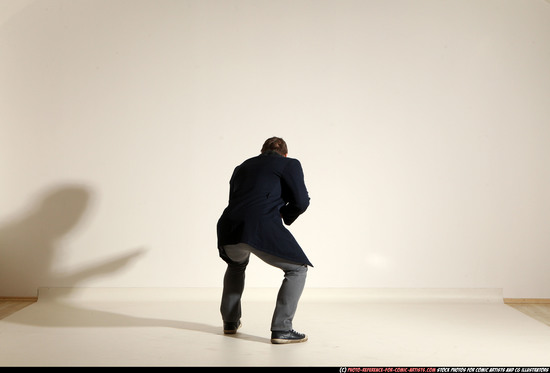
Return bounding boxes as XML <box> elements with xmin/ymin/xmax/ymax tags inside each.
<box><xmin>279</xmin><ymin>159</ymin><xmax>310</xmax><ymax>225</ymax></box>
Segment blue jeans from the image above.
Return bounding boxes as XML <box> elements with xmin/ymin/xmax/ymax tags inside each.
<box><xmin>220</xmin><ymin>243</ymin><xmax>308</xmax><ymax>331</ymax></box>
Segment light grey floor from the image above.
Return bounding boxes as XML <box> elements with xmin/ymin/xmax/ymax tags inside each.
<box><xmin>1</xmin><ymin>288</ymin><xmax>550</xmax><ymax>367</ymax></box>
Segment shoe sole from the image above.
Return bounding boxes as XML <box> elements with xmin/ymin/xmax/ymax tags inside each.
<box><xmin>270</xmin><ymin>335</ymin><xmax>308</xmax><ymax>344</ymax></box>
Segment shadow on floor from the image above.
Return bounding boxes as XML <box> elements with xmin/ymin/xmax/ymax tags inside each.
<box><xmin>4</xmin><ymin>299</ymin><xmax>271</xmax><ymax>344</ymax></box>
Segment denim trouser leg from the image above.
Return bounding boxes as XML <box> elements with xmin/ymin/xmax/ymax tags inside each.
<box><xmin>220</xmin><ymin>243</ymin><xmax>308</xmax><ymax>331</ymax></box>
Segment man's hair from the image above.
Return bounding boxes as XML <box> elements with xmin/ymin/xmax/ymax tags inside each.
<box><xmin>261</xmin><ymin>137</ymin><xmax>288</xmax><ymax>156</ymax></box>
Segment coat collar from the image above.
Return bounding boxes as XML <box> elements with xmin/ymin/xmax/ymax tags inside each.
<box><xmin>260</xmin><ymin>151</ymin><xmax>284</xmax><ymax>157</ymax></box>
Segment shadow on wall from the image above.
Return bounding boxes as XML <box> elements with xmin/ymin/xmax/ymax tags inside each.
<box><xmin>0</xmin><ymin>184</ymin><xmax>145</xmax><ymax>297</ymax></box>
<box><xmin>0</xmin><ymin>186</ymin><xmax>267</xmax><ymax>343</ymax></box>
<box><xmin>0</xmin><ymin>185</ymin><xmax>270</xmax><ymax>343</ymax></box>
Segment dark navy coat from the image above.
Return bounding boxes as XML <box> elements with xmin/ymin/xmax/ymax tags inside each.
<box><xmin>217</xmin><ymin>152</ymin><xmax>312</xmax><ymax>266</ymax></box>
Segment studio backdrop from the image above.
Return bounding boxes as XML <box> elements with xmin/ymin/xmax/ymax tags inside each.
<box><xmin>1</xmin><ymin>0</ymin><xmax>549</xmax><ymax>298</ymax></box>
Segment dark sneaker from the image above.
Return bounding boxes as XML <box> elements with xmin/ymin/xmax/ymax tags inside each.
<box><xmin>270</xmin><ymin>329</ymin><xmax>308</xmax><ymax>344</ymax></box>
<box><xmin>223</xmin><ymin>321</ymin><xmax>241</xmax><ymax>334</ymax></box>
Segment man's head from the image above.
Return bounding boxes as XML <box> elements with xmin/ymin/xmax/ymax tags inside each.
<box><xmin>261</xmin><ymin>137</ymin><xmax>288</xmax><ymax>157</ymax></box>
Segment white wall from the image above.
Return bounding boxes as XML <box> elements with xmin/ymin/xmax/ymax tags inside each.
<box><xmin>1</xmin><ymin>0</ymin><xmax>549</xmax><ymax>298</ymax></box>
